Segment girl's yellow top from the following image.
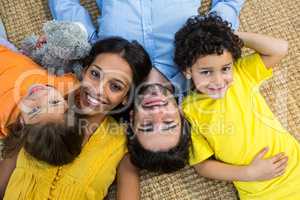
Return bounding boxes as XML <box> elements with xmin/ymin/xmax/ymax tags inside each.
<box><xmin>4</xmin><ymin>116</ymin><xmax>127</xmax><ymax>200</ymax></box>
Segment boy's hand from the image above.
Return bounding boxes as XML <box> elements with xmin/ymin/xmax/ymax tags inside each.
<box><xmin>245</xmin><ymin>147</ymin><xmax>288</xmax><ymax>181</ymax></box>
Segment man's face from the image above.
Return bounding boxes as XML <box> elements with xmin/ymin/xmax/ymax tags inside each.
<box><xmin>132</xmin><ymin>84</ymin><xmax>182</xmax><ymax>152</ymax></box>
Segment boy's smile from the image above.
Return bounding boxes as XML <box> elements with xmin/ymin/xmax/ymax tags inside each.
<box><xmin>187</xmin><ymin>50</ymin><xmax>234</xmax><ymax>99</ymax></box>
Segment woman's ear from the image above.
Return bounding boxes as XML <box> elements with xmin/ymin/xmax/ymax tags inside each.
<box><xmin>183</xmin><ymin>68</ymin><xmax>192</xmax><ymax>80</ymax></box>
<box><xmin>122</xmin><ymin>96</ymin><xmax>129</xmax><ymax>106</ymax></box>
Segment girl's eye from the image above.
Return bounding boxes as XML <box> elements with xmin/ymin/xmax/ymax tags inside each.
<box><xmin>200</xmin><ymin>70</ymin><xmax>212</xmax><ymax>76</ymax></box>
<box><xmin>110</xmin><ymin>82</ymin><xmax>123</xmax><ymax>92</ymax></box>
<box><xmin>49</xmin><ymin>99</ymin><xmax>60</xmax><ymax>105</ymax></box>
<box><xmin>28</xmin><ymin>106</ymin><xmax>40</xmax><ymax>115</ymax></box>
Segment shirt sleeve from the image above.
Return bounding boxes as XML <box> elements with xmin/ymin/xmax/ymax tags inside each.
<box><xmin>189</xmin><ymin>121</ymin><xmax>214</xmax><ymax>166</ymax></box>
<box><xmin>235</xmin><ymin>53</ymin><xmax>273</xmax><ymax>85</ymax></box>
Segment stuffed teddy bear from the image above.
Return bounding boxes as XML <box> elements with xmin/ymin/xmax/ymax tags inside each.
<box><xmin>21</xmin><ymin>21</ymin><xmax>91</xmax><ymax>78</ymax></box>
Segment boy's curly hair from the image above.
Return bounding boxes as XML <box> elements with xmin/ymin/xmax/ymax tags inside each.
<box><xmin>174</xmin><ymin>14</ymin><xmax>243</xmax><ymax>71</ymax></box>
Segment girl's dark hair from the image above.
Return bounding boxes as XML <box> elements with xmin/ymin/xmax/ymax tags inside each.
<box><xmin>1</xmin><ymin>112</ymin><xmax>83</xmax><ymax>166</ymax></box>
<box><xmin>127</xmin><ymin>116</ymin><xmax>191</xmax><ymax>173</ymax></box>
<box><xmin>174</xmin><ymin>13</ymin><xmax>244</xmax><ymax>71</ymax></box>
<box><xmin>84</xmin><ymin>36</ymin><xmax>152</xmax><ymax>86</ymax></box>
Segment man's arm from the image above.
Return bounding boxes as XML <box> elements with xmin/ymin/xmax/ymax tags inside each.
<box><xmin>48</xmin><ymin>0</ymin><xmax>97</xmax><ymax>42</ymax></box>
<box><xmin>236</xmin><ymin>32</ymin><xmax>289</xmax><ymax>69</ymax></box>
<box><xmin>117</xmin><ymin>154</ymin><xmax>140</xmax><ymax>200</ymax></box>
<box><xmin>210</xmin><ymin>0</ymin><xmax>245</xmax><ymax>31</ymax></box>
<box><xmin>194</xmin><ymin>147</ymin><xmax>288</xmax><ymax>182</ymax></box>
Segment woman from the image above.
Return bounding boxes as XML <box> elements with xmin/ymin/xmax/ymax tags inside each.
<box><xmin>0</xmin><ymin>36</ymin><xmax>152</xmax><ymax>199</ymax></box>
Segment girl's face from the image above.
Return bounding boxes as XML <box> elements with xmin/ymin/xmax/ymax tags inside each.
<box><xmin>80</xmin><ymin>53</ymin><xmax>133</xmax><ymax>115</ymax></box>
<box><xmin>20</xmin><ymin>84</ymin><xmax>67</xmax><ymax>124</ymax></box>
<box><xmin>188</xmin><ymin>50</ymin><xmax>234</xmax><ymax>99</ymax></box>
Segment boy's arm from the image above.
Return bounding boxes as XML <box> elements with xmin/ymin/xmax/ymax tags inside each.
<box><xmin>194</xmin><ymin>147</ymin><xmax>288</xmax><ymax>182</ymax></box>
<box><xmin>236</xmin><ymin>32</ymin><xmax>288</xmax><ymax>69</ymax></box>
<box><xmin>0</xmin><ymin>154</ymin><xmax>17</xmax><ymax>199</ymax></box>
<box><xmin>117</xmin><ymin>154</ymin><xmax>140</xmax><ymax>200</ymax></box>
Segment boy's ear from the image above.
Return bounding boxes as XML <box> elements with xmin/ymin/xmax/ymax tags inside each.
<box><xmin>183</xmin><ymin>68</ymin><xmax>192</xmax><ymax>80</ymax></box>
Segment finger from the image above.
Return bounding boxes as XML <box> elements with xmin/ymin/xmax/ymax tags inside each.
<box><xmin>270</xmin><ymin>153</ymin><xmax>285</xmax><ymax>163</ymax></box>
<box><xmin>274</xmin><ymin>156</ymin><xmax>288</xmax><ymax>166</ymax></box>
<box><xmin>274</xmin><ymin>170</ymin><xmax>286</xmax><ymax>178</ymax></box>
<box><xmin>275</xmin><ymin>160</ymin><xmax>288</xmax><ymax>172</ymax></box>
<box><xmin>255</xmin><ymin>147</ymin><xmax>269</xmax><ymax>159</ymax></box>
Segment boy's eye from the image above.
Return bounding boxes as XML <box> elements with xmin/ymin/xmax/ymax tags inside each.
<box><xmin>222</xmin><ymin>66</ymin><xmax>232</xmax><ymax>72</ymax></box>
<box><xmin>200</xmin><ymin>70</ymin><xmax>212</xmax><ymax>76</ymax></box>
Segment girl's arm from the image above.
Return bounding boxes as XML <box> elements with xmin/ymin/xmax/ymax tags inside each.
<box><xmin>236</xmin><ymin>32</ymin><xmax>289</xmax><ymax>69</ymax></box>
<box><xmin>194</xmin><ymin>147</ymin><xmax>288</xmax><ymax>181</ymax></box>
<box><xmin>117</xmin><ymin>154</ymin><xmax>140</xmax><ymax>200</ymax></box>
<box><xmin>0</xmin><ymin>154</ymin><xmax>17</xmax><ymax>199</ymax></box>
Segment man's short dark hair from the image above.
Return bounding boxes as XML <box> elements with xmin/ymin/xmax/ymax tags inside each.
<box><xmin>127</xmin><ymin>115</ymin><xmax>190</xmax><ymax>173</ymax></box>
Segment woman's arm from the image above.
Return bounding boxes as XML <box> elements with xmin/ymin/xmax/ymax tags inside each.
<box><xmin>117</xmin><ymin>154</ymin><xmax>140</xmax><ymax>200</ymax></box>
<box><xmin>194</xmin><ymin>147</ymin><xmax>288</xmax><ymax>181</ymax></box>
<box><xmin>0</xmin><ymin>154</ymin><xmax>17</xmax><ymax>199</ymax></box>
<box><xmin>236</xmin><ymin>32</ymin><xmax>289</xmax><ymax>69</ymax></box>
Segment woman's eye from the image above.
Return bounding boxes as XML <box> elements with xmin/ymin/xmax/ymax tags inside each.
<box><xmin>110</xmin><ymin>83</ymin><xmax>123</xmax><ymax>92</ymax></box>
<box><xmin>90</xmin><ymin>69</ymin><xmax>100</xmax><ymax>79</ymax></box>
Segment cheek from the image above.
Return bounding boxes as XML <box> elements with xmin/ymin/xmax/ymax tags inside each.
<box><xmin>192</xmin><ymin>74</ymin><xmax>209</xmax><ymax>89</ymax></box>
<box><xmin>224</xmin><ymin>74</ymin><xmax>233</xmax><ymax>83</ymax></box>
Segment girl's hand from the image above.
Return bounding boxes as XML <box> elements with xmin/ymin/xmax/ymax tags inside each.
<box><xmin>245</xmin><ymin>147</ymin><xmax>288</xmax><ymax>181</ymax></box>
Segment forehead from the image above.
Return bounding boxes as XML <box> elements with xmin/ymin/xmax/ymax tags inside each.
<box><xmin>91</xmin><ymin>53</ymin><xmax>133</xmax><ymax>79</ymax></box>
<box><xmin>194</xmin><ymin>51</ymin><xmax>233</xmax><ymax>68</ymax></box>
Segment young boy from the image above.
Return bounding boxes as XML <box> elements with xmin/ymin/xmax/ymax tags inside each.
<box><xmin>174</xmin><ymin>14</ymin><xmax>299</xmax><ymax>199</ymax></box>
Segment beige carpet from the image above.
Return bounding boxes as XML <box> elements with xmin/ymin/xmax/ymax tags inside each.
<box><xmin>0</xmin><ymin>0</ymin><xmax>299</xmax><ymax>199</ymax></box>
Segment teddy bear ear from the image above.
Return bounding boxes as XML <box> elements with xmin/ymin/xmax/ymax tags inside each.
<box><xmin>43</xmin><ymin>20</ymin><xmax>60</xmax><ymax>35</ymax></box>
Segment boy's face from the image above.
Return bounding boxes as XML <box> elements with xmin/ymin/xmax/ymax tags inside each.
<box><xmin>188</xmin><ymin>50</ymin><xmax>234</xmax><ymax>99</ymax></box>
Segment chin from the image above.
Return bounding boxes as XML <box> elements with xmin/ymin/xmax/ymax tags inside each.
<box><xmin>208</xmin><ymin>93</ymin><xmax>225</xmax><ymax>99</ymax></box>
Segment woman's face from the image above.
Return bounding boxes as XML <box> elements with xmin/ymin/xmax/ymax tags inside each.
<box><xmin>80</xmin><ymin>53</ymin><xmax>133</xmax><ymax>115</ymax></box>
<box><xmin>20</xmin><ymin>84</ymin><xmax>67</xmax><ymax>124</ymax></box>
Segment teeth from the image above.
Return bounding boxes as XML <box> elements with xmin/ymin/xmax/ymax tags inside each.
<box><xmin>87</xmin><ymin>94</ymin><xmax>100</xmax><ymax>106</ymax></box>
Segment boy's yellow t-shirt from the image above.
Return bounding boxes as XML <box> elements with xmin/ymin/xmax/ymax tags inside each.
<box><xmin>183</xmin><ymin>53</ymin><xmax>300</xmax><ymax>199</ymax></box>
<box><xmin>4</xmin><ymin>116</ymin><xmax>127</xmax><ymax>200</ymax></box>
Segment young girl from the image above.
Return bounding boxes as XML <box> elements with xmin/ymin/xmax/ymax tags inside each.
<box><xmin>174</xmin><ymin>14</ymin><xmax>299</xmax><ymax>199</ymax></box>
<box><xmin>1</xmin><ymin>37</ymin><xmax>152</xmax><ymax>199</ymax></box>
<box><xmin>0</xmin><ymin>43</ymin><xmax>79</xmax><ymax>197</ymax></box>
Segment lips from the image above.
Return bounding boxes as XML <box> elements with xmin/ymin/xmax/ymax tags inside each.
<box><xmin>27</xmin><ymin>84</ymin><xmax>48</xmax><ymax>97</ymax></box>
<box><xmin>142</xmin><ymin>97</ymin><xmax>167</xmax><ymax>107</ymax></box>
<box><xmin>207</xmin><ymin>85</ymin><xmax>227</xmax><ymax>93</ymax></box>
